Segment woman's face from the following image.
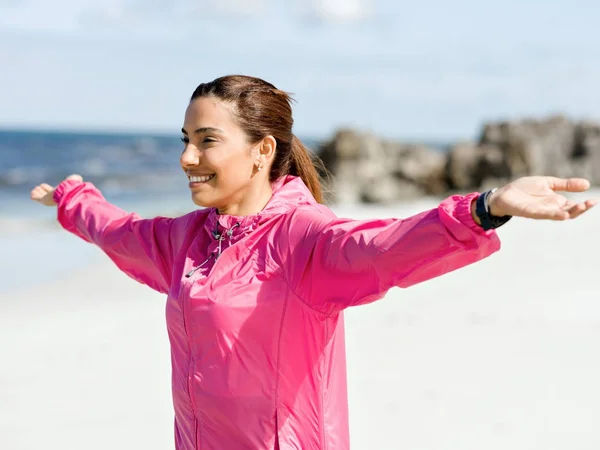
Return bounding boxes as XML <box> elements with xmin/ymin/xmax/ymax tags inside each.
<box><xmin>180</xmin><ymin>97</ymin><xmax>263</xmax><ymax>212</ymax></box>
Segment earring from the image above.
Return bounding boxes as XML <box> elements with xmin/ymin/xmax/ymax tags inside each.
<box><xmin>257</xmin><ymin>165</ymin><xmax>263</xmax><ymax>171</ymax></box>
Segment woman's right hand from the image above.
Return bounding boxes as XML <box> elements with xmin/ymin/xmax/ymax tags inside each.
<box><xmin>30</xmin><ymin>174</ymin><xmax>83</xmax><ymax>206</ymax></box>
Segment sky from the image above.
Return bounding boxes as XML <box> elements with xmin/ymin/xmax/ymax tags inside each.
<box><xmin>0</xmin><ymin>0</ymin><xmax>599</xmax><ymax>140</ymax></box>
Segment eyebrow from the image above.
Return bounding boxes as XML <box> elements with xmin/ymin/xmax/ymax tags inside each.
<box><xmin>181</xmin><ymin>127</ymin><xmax>224</xmax><ymax>135</ymax></box>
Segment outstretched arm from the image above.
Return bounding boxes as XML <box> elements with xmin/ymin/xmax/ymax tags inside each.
<box><xmin>286</xmin><ymin>192</ymin><xmax>500</xmax><ymax>316</ymax></box>
<box><xmin>286</xmin><ymin>176</ymin><xmax>596</xmax><ymax>317</ymax></box>
<box><xmin>31</xmin><ymin>175</ymin><xmax>181</xmax><ymax>294</ymax></box>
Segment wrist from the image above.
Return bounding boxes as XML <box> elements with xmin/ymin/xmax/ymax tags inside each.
<box><xmin>473</xmin><ymin>188</ymin><xmax>513</xmax><ymax>230</ymax></box>
<box><xmin>486</xmin><ymin>189</ymin><xmax>504</xmax><ymax>217</ymax></box>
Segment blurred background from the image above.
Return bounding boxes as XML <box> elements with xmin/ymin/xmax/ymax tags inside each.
<box><xmin>2</xmin><ymin>1</ymin><xmax>600</xmax><ymax>449</ymax></box>
<box><xmin>2</xmin><ymin>0</ymin><xmax>600</xmax><ymax>218</ymax></box>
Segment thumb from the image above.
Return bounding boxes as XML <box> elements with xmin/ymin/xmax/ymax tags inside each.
<box><xmin>65</xmin><ymin>174</ymin><xmax>83</xmax><ymax>182</ymax></box>
<box><xmin>547</xmin><ymin>177</ymin><xmax>591</xmax><ymax>193</ymax></box>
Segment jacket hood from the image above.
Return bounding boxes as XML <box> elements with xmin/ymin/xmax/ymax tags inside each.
<box><xmin>203</xmin><ymin>175</ymin><xmax>318</xmax><ymax>238</ymax></box>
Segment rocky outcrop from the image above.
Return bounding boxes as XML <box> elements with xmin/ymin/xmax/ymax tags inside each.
<box><xmin>317</xmin><ymin>115</ymin><xmax>600</xmax><ymax>203</ymax></box>
<box><xmin>319</xmin><ymin>130</ymin><xmax>448</xmax><ymax>203</ymax></box>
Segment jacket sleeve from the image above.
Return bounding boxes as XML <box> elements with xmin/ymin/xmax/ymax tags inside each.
<box><xmin>53</xmin><ymin>179</ymin><xmax>178</xmax><ymax>294</ymax></box>
<box><xmin>286</xmin><ymin>193</ymin><xmax>501</xmax><ymax>316</ymax></box>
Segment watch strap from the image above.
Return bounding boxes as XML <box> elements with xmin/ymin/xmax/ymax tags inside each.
<box><xmin>475</xmin><ymin>189</ymin><xmax>512</xmax><ymax>230</ymax></box>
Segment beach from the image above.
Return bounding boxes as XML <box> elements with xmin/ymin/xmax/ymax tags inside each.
<box><xmin>1</xmin><ymin>192</ymin><xmax>599</xmax><ymax>450</ymax></box>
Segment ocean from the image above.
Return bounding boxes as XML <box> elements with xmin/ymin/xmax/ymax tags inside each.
<box><xmin>1</xmin><ymin>129</ymin><xmax>180</xmax><ymax>217</ymax></box>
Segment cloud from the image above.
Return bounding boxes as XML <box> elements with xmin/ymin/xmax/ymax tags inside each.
<box><xmin>310</xmin><ymin>0</ymin><xmax>372</xmax><ymax>23</ymax></box>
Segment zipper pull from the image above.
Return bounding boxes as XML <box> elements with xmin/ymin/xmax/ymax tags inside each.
<box><xmin>185</xmin><ymin>254</ymin><xmax>214</xmax><ymax>278</ymax></box>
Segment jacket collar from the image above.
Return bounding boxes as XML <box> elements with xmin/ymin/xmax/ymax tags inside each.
<box><xmin>203</xmin><ymin>175</ymin><xmax>317</xmax><ymax>238</ymax></box>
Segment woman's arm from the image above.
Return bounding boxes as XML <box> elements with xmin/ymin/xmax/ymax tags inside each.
<box><xmin>284</xmin><ymin>193</ymin><xmax>500</xmax><ymax>316</ymax></box>
<box><xmin>286</xmin><ymin>175</ymin><xmax>596</xmax><ymax>317</ymax></box>
<box><xmin>51</xmin><ymin>178</ymin><xmax>181</xmax><ymax>294</ymax></box>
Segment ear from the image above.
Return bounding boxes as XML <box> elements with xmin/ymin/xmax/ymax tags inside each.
<box><xmin>256</xmin><ymin>135</ymin><xmax>277</xmax><ymax>169</ymax></box>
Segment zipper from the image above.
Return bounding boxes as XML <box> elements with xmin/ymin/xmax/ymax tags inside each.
<box><xmin>179</xmin><ymin>275</ymin><xmax>200</xmax><ymax>448</ymax></box>
<box><xmin>180</xmin><ymin>219</ymin><xmax>241</xmax><ymax>446</ymax></box>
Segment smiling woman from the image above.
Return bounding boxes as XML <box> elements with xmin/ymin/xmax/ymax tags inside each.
<box><xmin>29</xmin><ymin>75</ymin><xmax>596</xmax><ymax>450</ymax></box>
<box><xmin>179</xmin><ymin>76</ymin><xmax>326</xmax><ymax>216</ymax></box>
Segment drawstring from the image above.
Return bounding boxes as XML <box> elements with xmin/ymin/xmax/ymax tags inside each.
<box><xmin>185</xmin><ymin>254</ymin><xmax>214</xmax><ymax>278</ymax></box>
<box><xmin>212</xmin><ymin>222</ymin><xmax>241</xmax><ymax>259</ymax></box>
<box><xmin>185</xmin><ymin>221</ymin><xmax>240</xmax><ymax>278</ymax></box>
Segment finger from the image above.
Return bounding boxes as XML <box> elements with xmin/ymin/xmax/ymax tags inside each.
<box><xmin>30</xmin><ymin>186</ymin><xmax>44</xmax><ymax>200</ymax></box>
<box><xmin>40</xmin><ymin>183</ymin><xmax>54</xmax><ymax>192</ymax></box>
<box><xmin>547</xmin><ymin>177</ymin><xmax>591</xmax><ymax>193</ymax></box>
<box><xmin>566</xmin><ymin>202</ymin><xmax>587</xmax><ymax>219</ymax></box>
<box><xmin>561</xmin><ymin>200</ymin><xmax>577</xmax><ymax>210</ymax></box>
<box><xmin>527</xmin><ymin>198</ymin><xmax>596</xmax><ymax>220</ymax></box>
<box><xmin>566</xmin><ymin>200</ymin><xmax>597</xmax><ymax>219</ymax></box>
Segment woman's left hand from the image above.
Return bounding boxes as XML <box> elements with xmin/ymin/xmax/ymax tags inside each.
<box><xmin>488</xmin><ymin>176</ymin><xmax>597</xmax><ymax>220</ymax></box>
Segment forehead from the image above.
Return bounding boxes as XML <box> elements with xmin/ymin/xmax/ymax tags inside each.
<box><xmin>183</xmin><ymin>97</ymin><xmax>237</xmax><ymax>130</ymax></box>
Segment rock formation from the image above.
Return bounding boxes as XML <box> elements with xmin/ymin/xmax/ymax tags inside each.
<box><xmin>317</xmin><ymin>115</ymin><xmax>600</xmax><ymax>203</ymax></box>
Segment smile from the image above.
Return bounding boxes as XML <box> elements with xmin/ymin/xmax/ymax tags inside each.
<box><xmin>189</xmin><ymin>174</ymin><xmax>215</xmax><ymax>183</ymax></box>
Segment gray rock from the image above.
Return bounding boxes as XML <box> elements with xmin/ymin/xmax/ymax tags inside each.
<box><xmin>317</xmin><ymin>115</ymin><xmax>600</xmax><ymax>204</ymax></box>
<box><xmin>480</xmin><ymin>115</ymin><xmax>576</xmax><ymax>178</ymax></box>
<box><xmin>445</xmin><ymin>142</ymin><xmax>504</xmax><ymax>189</ymax></box>
<box><xmin>572</xmin><ymin>121</ymin><xmax>600</xmax><ymax>184</ymax></box>
<box><xmin>394</xmin><ymin>144</ymin><xmax>448</xmax><ymax>195</ymax></box>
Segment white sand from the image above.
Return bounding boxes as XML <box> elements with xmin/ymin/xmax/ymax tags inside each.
<box><xmin>1</xmin><ymin>192</ymin><xmax>600</xmax><ymax>449</ymax></box>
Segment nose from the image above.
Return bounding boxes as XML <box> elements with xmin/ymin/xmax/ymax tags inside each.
<box><xmin>180</xmin><ymin>144</ymin><xmax>200</xmax><ymax>169</ymax></box>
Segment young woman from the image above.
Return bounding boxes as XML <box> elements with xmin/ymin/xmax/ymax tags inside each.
<box><xmin>31</xmin><ymin>75</ymin><xmax>596</xmax><ymax>450</ymax></box>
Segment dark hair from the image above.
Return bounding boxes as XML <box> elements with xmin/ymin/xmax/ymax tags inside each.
<box><xmin>190</xmin><ymin>75</ymin><xmax>327</xmax><ymax>204</ymax></box>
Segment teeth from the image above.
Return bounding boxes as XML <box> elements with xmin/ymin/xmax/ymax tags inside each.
<box><xmin>190</xmin><ymin>174</ymin><xmax>215</xmax><ymax>183</ymax></box>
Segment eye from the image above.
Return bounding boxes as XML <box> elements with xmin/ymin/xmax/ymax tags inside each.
<box><xmin>180</xmin><ymin>137</ymin><xmax>189</xmax><ymax>144</ymax></box>
<box><xmin>203</xmin><ymin>137</ymin><xmax>217</xmax><ymax>143</ymax></box>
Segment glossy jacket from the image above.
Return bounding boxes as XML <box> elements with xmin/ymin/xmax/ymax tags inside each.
<box><xmin>54</xmin><ymin>175</ymin><xmax>501</xmax><ymax>450</ymax></box>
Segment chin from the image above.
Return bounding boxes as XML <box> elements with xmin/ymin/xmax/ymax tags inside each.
<box><xmin>191</xmin><ymin>192</ymin><xmax>220</xmax><ymax>209</ymax></box>
<box><xmin>191</xmin><ymin>197</ymin><xmax>213</xmax><ymax>208</ymax></box>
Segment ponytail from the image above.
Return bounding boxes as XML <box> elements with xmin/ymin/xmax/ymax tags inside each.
<box><xmin>288</xmin><ymin>135</ymin><xmax>328</xmax><ymax>204</ymax></box>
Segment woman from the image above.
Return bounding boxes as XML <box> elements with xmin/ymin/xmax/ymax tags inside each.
<box><xmin>31</xmin><ymin>75</ymin><xmax>595</xmax><ymax>450</ymax></box>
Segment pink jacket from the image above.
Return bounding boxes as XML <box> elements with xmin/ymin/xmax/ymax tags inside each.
<box><xmin>54</xmin><ymin>175</ymin><xmax>500</xmax><ymax>450</ymax></box>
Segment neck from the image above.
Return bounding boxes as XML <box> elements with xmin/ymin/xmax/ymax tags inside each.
<box><xmin>217</xmin><ymin>179</ymin><xmax>273</xmax><ymax>217</ymax></box>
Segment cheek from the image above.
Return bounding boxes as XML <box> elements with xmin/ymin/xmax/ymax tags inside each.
<box><xmin>208</xmin><ymin>149</ymin><xmax>254</xmax><ymax>178</ymax></box>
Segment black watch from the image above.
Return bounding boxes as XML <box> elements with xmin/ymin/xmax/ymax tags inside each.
<box><xmin>475</xmin><ymin>188</ymin><xmax>512</xmax><ymax>230</ymax></box>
